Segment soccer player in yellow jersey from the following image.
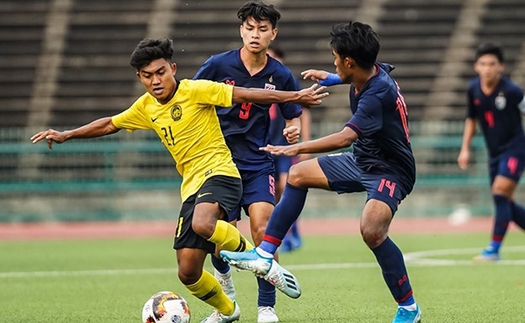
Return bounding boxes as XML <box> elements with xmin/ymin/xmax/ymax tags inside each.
<box><xmin>30</xmin><ymin>37</ymin><xmax>327</xmax><ymax>323</ymax></box>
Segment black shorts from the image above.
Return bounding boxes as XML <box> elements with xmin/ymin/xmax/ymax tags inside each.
<box><xmin>173</xmin><ymin>175</ymin><xmax>242</xmax><ymax>253</ymax></box>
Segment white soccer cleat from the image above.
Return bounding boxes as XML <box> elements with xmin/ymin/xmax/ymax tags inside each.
<box><xmin>220</xmin><ymin>249</ymin><xmax>301</xmax><ymax>299</ymax></box>
<box><xmin>262</xmin><ymin>261</ymin><xmax>301</xmax><ymax>299</ymax></box>
<box><xmin>200</xmin><ymin>301</ymin><xmax>241</xmax><ymax>323</ymax></box>
<box><xmin>214</xmin><ymin>268</ymin><xmax>237</xmax><ymax>301</ymax></box>
<box><xmin>257</xmin><ymin>306</ymin><xmax>279</xmax><ymax>323</ymax></box>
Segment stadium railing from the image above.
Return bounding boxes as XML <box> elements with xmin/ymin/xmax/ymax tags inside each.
<box><xmin>0</xmin><ymin>121</ymin><xmax>494</xmax><ymax>222</ymax></box>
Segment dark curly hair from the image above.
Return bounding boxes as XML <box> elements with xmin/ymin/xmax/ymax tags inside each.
<box><xmin>129</xmin><ymin>37</ymin><xmax>174</xmax><ymax>70</ymax></box>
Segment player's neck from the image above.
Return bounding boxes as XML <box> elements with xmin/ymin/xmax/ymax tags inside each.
<box><xmin>353</xmin><ymin>65</ymin><xmax>377</xmax><ymax>92</ymax></box>
<box><xmin>240</xmin><ymin>47</ymin><xmax>268</xmax><ymax>76</ymax></box>
<box><xmin>480</xmin><ymin>75</ymin><xmax>501</xmax><ymax>95</ymax></box>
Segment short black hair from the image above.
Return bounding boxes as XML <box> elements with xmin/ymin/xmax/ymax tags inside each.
<box><xmin>475</xmin><ymin>42</ymin><xmax>504</xmax><ymax>63</ymax></box>
<box><xmin>129</xmin><ymin>37</ymin><xmax>174</xmax><ymax>70</ymax></box>
<box><xmin>237</xmin><ymin>1</ymin><xmax>281</xmax><ymax>28</ymax></box>
<box><xmin>330</xmin><ymin>21</ymin><xmax>380</xmax><ymax>69</ymax></box>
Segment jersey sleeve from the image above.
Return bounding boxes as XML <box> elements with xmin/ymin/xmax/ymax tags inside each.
<box><xmin>111</xmin><ymin>96</ymin><xmax>151</xmax><ymax>132</ymax></box>
<box><xmin>509</xmin><ymin>82</ymin><xmax>525</xmax><ymax>112</ymax></box>
<box><xmin>190</xmin><ymin>79</ymin><xmax>233</xmax><ymax>107</ymax></box>
<box><xmin>345</xmin><ymin>94</ymin><xmax>383</xmax><ymax>137</ymax></box>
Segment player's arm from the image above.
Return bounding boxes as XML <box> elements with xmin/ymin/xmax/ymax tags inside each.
<box><xmin>30</xmin><ymin>117</ymin><xmax>120</xmax><ymax>150</ymax></box>
<box><xmin>457</xmin><ymin>117</ymin><xmax>477</xmax><ymax>170</ymax></box>
<box><xmin>301</xmin><ymin>69</ymin><xmax>343</xmax><ymax>86</ymax></box>
<box><xmin>232</xmin><ymin>84</ymin><xmax>328</xmax><ymax>107</ymax></box>
<box><xmin>283</xmin><ymin>117</ymin><xmax>301</xmax><ymax>144</ymax></box>
<box><xmin>261</xmin><ymin>127</ymin><xmax>357</xmax><ymax>157</ymax></box>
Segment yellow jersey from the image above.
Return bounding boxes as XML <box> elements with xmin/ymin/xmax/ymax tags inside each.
<box><xmin>111</xmin><ymin>79</ymin><xmax>240</xmax><ymax>202</ymax></box>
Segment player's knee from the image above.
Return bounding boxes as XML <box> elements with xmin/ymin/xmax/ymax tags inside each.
<box><xmin>178</xmin><ymin>265</ymin><xmax>201</xmax><ymax>285</ymax></box>
<box><xmin>361</xmin><ymin>227</ymin><xmax>387</xmax><ymax>249</ymax></box>
<box><xmin>287</xmin><ymin>163</ymin><xmax>307</xmax><ymax>187</ymax></box>
<box><xmin>191</xmin><ymin>220</ymin><xmax>214</xmax><ymax>240</ymax></box>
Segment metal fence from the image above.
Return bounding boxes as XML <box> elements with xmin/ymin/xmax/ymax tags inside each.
<box><xmin>1</xmin><ymin>121</ymin><xmax>511</xmax><ymax>222</ymax></box>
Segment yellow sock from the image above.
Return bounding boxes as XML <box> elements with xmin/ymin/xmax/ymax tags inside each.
<box><xmin>185</xmin><ymin>270</ymin><xmax>234</xmax><ymax>315</ymax></box>
<box><xmin>208</xmin><ymin>220</ymin><xmax>254</xmax><ymax>252</ymax></box>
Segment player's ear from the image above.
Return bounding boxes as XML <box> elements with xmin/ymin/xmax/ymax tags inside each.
<box><xmin>171</xmin><ymin>62</ymin><xmax>177</xmax><ymax>76</ymax></box>
<box><xmin>344</xmin><ymin>57</ymin><xmax>353</xmax><ymax>69</ymax></box>
<box><xmin>271</xmin><ymin>28</ymin><xmax>278</xmax><ymax>41</ymax></box>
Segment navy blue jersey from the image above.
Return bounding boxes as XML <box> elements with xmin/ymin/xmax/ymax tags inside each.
<box><xmin>345</xmin><ymin>63</ymin><xmax>416</xmax><ymax>190</ymax></box>
<box><xmin>268</xmin><ymin>103</ymin><xmax>288</xmax><ymax>145</ymax></box>
<box><xmin>467</xmin><ymin>76</ymin><xmax>525</xmax><ymax>157</ymax></box>
<box><xmin>268</xmin><ymin>77</ymin><xmax>301</xmax><ymax>146</ymax></box>
<box><xmin>193</xmin><ymin>49</ymin><xmax>302</xmax><ymax>171</ymax></box>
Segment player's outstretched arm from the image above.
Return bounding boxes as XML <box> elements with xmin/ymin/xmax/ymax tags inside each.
<box><xmin>232</xmin><ymin>83</ymin><xmax>328</xmax><ymax>107</ymax></box>
<box><xmin>31</xmin><ymin>117</ymin><xmax>120</xmax><ymax>150</ymax></box>
<box><xmin>261</xmin><ymin>127</ymin><xmax>358</xmax><ymax>156</ymax></box>
<box><xmin>301</xmin><ymin>69</ymin><xmax>343</xmax><ymax>86</ymax></box>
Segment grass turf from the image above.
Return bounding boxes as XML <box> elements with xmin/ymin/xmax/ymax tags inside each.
<box><xmin>1</xmin><ymin>231</ymin><xmax>524</xmax><ymax>322</ymax></box>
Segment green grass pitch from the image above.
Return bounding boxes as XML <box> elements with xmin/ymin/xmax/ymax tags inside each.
<box><xmin>1</xmin><ymin>231</ymin><xmax>524</xmax><ymax>322</ymax></box>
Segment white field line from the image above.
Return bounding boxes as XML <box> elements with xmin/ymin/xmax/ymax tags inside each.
<box><xmin>1</xmin><ymin>246</ymin><xmax>524</xmax><ymax>278</ymax></box>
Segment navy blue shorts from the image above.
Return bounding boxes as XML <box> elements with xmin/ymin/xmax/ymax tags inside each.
<box><xmin>489</xmin><ymin>149</ymin><xmax>525</xmax><ymax>184</ymax></box>
<box><xmin>317</xmin><ymin>152</ymin><xmax>411</xmax><ymax>215</ymax></box>
<box><xmin>227</xmin><ymin>169</ymin><xmax>276</xmax><ymax>221</ymax></box>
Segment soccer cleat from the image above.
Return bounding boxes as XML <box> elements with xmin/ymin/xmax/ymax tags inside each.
<box><xmin>257</xmin><ymin>306</ymin><xmax>279</xmax><ymax>323</ymax></box>
<box><xmin>392</xmin><ymin>304</ymin><xmax>421</xmax><ymax>323</ymax></box>
<box><xmin>214</xmin><ymin>268</ymin><xmax>236</xmax><ymax>301</ymax></box>
<box><xmin>473</xmin><ymin>247</ymin><xmax>501</xmax><ymax>262</ymax></box>
<box><xmin>220</xmin><ymin>249</ymin><xmax>301</xmax><ymax>299</ymax></box>
<box><xmin>263</xmin><ymin>261</ymin><xmax>301</xmax><ymax>299</ymax></box>
<box><xmin>280</xmin><ymin>233</ymin><xmax>302</xmax><ymax>253</ymax></box>
<box><xmin>220</xmin><ymin>249</ymin><xmax>272</xmax><ymax>275</ymax></box>
<box><xmin>289</xmin><ymin>233</ymin><xmax>302</xmax><ymax>250</ymax></box>
<box><xmin>200</xmin><ymin>301</ymin><xmax>241</xmax><ymax>323</ymax></box>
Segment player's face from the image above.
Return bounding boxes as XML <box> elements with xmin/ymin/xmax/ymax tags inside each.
<box><xmin>239</xmin><ymin>17</ymin><xmax>277</xmax><ymax>55</ymax></box>
<box><xmin>137</xmin><ymin>58</ymin><xmax>177</xmax><ymax>104</ymax></box>
<box><xmin>332</xmin><ymin>50</ymin><xmax>351</xmax><ymax>82</ymax></box>
<box><xmin>474</xmin><ymin>54</ymin><xmax>503</xmax><ymax>83</ymax></box>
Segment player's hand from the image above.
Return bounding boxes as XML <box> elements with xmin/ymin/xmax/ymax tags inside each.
<box><xmin>297</xmin><ymin>83</ymin><xmax>329</xmax><ymax>107</ymax></box>
<box><xmin>31</xmin><ymin>129</ymin><xmax>67</xmax><ymax>150</ymax></box>
<box><xmin>301</xmin><ymin>69</ymin><xmax>330</xmax><ymax>83</ymax></box>
<box><xmin>457</xmin><ymin>149</ymin><xmax>470</xmax><ymax>170</ymax></box>
<box><xmin>283</xmin><ymin>126</ymin><xmax>300</xmax><ymax>144</ymax></box>
<box><xmin>259</xmin><ymin>144</ymin><xmax>299</xmax><ymax>157</ymax></box>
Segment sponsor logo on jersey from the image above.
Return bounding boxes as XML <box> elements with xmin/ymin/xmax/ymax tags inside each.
<box><xmin>264</xmin><ymin>83</ymin><xmax>276</xmax><ymax>91</ymax></box>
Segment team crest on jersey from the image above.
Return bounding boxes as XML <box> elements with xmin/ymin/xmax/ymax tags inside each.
<box><xmin>495</xmin><ymin>92</ymin><xmax>506</xmax><ymax>110</ymax></box>
<box><xmin>264</xmin><ymin>83</ymin><xmax>276</xmax><ymax>91</ymax></box>
<box><xmin>171</xmin><ymin>105</ymin><xmax>182</xmax><ymax>121</ymax></box>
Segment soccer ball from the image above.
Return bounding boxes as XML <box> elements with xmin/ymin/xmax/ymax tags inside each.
<box><xmin>142</xmin><ymin>291</ymin><xmax>191</xmax><ymax>323</ymax></box>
